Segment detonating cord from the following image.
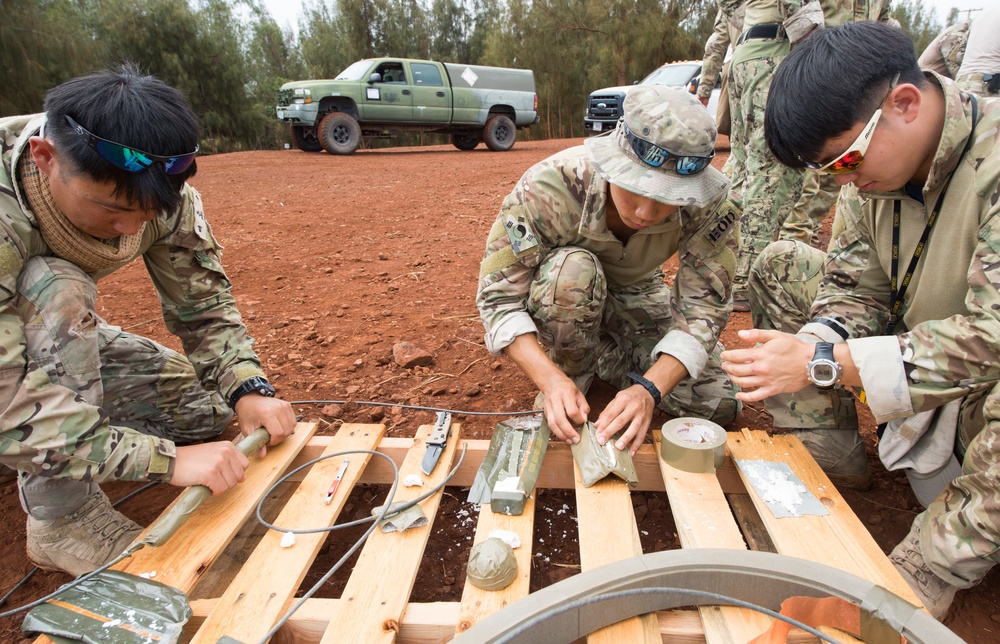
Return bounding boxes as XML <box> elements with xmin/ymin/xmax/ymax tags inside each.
<box><xmin>291</xmin><ymin>398</ymin><xmax>543</xmax><ymax>416</ymax></box>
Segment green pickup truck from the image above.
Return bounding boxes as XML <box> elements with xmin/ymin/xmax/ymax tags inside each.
<box><xmin>276</xmin><ymin>58</ymin><xmax>539</xmax><ymax>154</ymax></box>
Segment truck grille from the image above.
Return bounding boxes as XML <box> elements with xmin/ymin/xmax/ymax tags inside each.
<box><xmin>587</xmin><ymin>93</ymin><xmax>623</xmax><ymax>120</ymax></box>
<box><xmin>277</xmin><ymin>88</ymin><xmax>295</xmax><ymax>107</ymax></box>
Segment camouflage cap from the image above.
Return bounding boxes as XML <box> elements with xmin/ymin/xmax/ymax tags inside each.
<box><xmin>584</xmin><ymin>85</ymin><xmax>728</xmax><ymax>208</ymax></box>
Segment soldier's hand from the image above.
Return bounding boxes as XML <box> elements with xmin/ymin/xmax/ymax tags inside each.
<box><xmin>172</xmin><ymin>442</ymin><xmax>250</xmax><ymax>495</ymax></box>
<box><xmin>720</xmin><ymin>329</ymin><xmax>814</xmax><ymax>401</ymax></box>
<box><xmin>593</xmin><ymin>385</ymin><xmax>654</xmax><ymax>456</ymax></box>
<box><xmin>699</xmin><ymin>96</ymin><xmax>710</xmax><ymax>107</ymax></box>
<box><xmin>539</xmin><ymin>375</ymin><xmax>589</xmax><ymax>445</ymax></box>
<box><xmin>234</xmin><ymin>395</ymin><xmax>296</xmax><ymax>456</ymax></box>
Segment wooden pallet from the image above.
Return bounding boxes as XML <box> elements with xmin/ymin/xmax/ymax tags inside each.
<box><xmin>34</xmin><ymin>421</ymin><xmax>923</xmax><ymax>644</ymax></box>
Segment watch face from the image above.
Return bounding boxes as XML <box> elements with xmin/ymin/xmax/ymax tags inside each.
<box><xmin>810</xmin><ymin>361</ymin><xmax>838</xmax><ymax>387</ymax></box>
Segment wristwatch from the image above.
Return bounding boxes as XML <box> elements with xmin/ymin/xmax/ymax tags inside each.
<box><xmin>806</xmin><ymin>342</ymin><xmax>842</xmax><ymax>390</ymax></box>
<box><xmin>229</xmin><ymin>376</ymin><xmax>276</xmax><ymax>409</ymax></box>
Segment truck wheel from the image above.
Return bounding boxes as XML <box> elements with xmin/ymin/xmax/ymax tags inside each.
<box><xmin>451</xmin><ymin>133</ymin><xmax>481</xmax><ymax>151</ymax></box>
<box><xmin>290</xmin><ymin>126</ymin><xmax>323</xmax><ymax>152</ymax></box>
<box><xmin>318</xmin><ymin>112</ymin><xmax>361</xmax><ymax>155</ymax></box>
<box><xmin>483</xmin><ymin>115</ymin><xmax>516</xmax><ymax>151</ymax></box>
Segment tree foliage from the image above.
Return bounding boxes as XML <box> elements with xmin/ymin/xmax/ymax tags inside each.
<box><xmin>1</xmin><ymin>0</ymin><xmax>947</xmax><ymax>151</ymax></box>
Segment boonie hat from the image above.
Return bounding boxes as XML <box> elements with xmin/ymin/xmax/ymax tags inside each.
<box><xmin>585</xmin><ymin>84</ymin><xmax>727</xmax><ymax>208</ymax></box>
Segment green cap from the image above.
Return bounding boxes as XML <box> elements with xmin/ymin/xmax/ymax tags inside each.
<box><xmin>585</xmin><ymin>84</ymin><xmax>727</xmax><ymax>207</ymax></box>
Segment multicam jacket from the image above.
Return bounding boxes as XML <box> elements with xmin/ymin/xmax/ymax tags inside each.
<box><xmin>0</xmin><ymin>113</ymin><xmax>265</xmax><ymax>481</ymax></box>
<box><xmin>919</xmin><ymin>21</ymin><xmax>971</xmax><ymax>80</ymax></box>
<box><xmin>699</xmin><ymin>6</ymin><xmax>745</xmax><ymax>101</ymax></box>
<box><xmin>798</xmin><ymin>76</ymin><xmax>1000</xmax><ymax>424</ymax></box>
<box><xmin>718</xmin><ymin>0</ymin><xmax>892</xmax><ymax>46</ymax></box>
<box><xmin>477</xmin><ymin>146</ymin><xmax>738</xmax><ymax>380</ymax></box>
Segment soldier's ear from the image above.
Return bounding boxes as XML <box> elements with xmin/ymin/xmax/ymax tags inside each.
<box><xmin>887</xmin><ymin>83</ymin><xmax>922</xmax><ymax>126</ymax></box>
<box><xmin>29</xmin><ymin>136</ymin><xmax>59</xmax><ymax>177</ymax></box>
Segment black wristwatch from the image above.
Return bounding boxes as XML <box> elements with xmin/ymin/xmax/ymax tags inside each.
<box><xmin>229</xmin><ymin>376</ymin><xmax>276</xmax><ymax>409</ymax></box>
<box><xmin>806</xmin><ymin>342</ymin><xmax>842</xmax><ymax>390</ymax></box>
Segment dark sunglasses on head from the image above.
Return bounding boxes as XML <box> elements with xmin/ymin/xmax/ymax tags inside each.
<box><xmin>64</xmin><ymin>115</ymin><xmax>198</xmax><ymax>175</ymax></box>
<box><xmin>621</xmin><ymin>121</ymin><xmax>714</xmax><ymax>175</ymax></box>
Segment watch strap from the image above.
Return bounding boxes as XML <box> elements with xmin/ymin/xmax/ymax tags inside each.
<box><xmin>229</xmin><ymin>376</ymin><xmax>275</xmax><ymax>409</ymax></box>
<box><xmin>627</xmin><ymin>372</ymin><xmax>662</xmax><ymax>407</ymax></box>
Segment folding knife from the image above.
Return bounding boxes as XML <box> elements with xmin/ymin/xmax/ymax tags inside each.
<box><xmin>420</xmin><ymin>411</ymin><xmax>452</xmax><ymax>475</ymax></box>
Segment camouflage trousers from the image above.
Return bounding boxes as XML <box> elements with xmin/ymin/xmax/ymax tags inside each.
<box><xmin>750</xmin><ymin>240</ymin><xmax>1000</xmax><ymax>587</ymax></box>
<box><xmin>526</xmin><ymin>247</ymin><xmax>740</xmax><ymax>425</ymax></box>
<box><xmin>15</xmin><ymin>257</ymin><xmax>231</xmax><ymax>519</ymax></box>
<box><xmin>727</xmin><ymin>53</ymin><xmax>805</xmax><ymax>296</ymax></box>
<box><xmin>779</xmin><ymin>172</ymin><xmax>840</xmax><ymax>249</ymax></box>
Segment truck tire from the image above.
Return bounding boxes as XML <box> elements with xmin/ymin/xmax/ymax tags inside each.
<box><xmin>483</xmin><ymin>115</ymin><xmax>516</xmax><ymax>151</ymax></box>
<box><xmin>318</xmin><ymin>112</ymin><xmax>361</xmax><ymax>155</ymax></box>
<box><xmin>451</xmin><ymin>133</ymin><xmax>481</xmax><ymax>151</ymax></box>
<box><xmin>290</xmin><ymin>126</ymin><xmax>323</xmax><ymax>152</ymax></box>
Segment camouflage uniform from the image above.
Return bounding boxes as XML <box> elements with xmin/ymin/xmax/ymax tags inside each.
<box><xmin>477</xmin><ymin>145</ymin><xmax>740</xmax><ymax>424</ymax></box>
<box><xmin>0</xmin><ymin>114</ymin><xmax>266</xmax><ymax>518</ymax></box>
<box><xmin>955</xmin><ymin>5</ymin><xmax>1000</xmax><ymax>98</ymax></box>
<box><xmin>919</xmin><ymin>21</ymin><xmax>971</xmax><ymax>80</ymax></box>
<box><xmin>749</xmin><ymin>76</ymin><xmax>1000</xmax><ymax>588</ymax></box>
<box><xmin>698</xmin><ymin>5</ymin><xmax>745</xmax><ymax>103</ymax></box>
<box><xmin>721</xmin><ymin>0</ymin><xmax>892</xmax><ymax>297</ymax></box>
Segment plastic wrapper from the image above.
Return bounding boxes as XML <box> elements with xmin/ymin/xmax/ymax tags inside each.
<box><xmin>571</xmin><ymin>421</ymin><xmax>638</xmax><ymax>487</ymax></box>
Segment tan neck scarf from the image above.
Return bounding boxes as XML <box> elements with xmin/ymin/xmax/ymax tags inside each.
<box><xmin>18</xmin><ymin>154</ymin><xmax>144</xmax><ymax>273</ymax></box>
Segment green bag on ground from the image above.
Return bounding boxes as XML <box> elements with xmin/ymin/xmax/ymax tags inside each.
<box><xmin>571</xmin><ymin>421</ymin><xmax>639</xmax><ymax>488</ymax></box>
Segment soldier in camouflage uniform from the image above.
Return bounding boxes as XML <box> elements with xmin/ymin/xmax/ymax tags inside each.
<box><xmin>723</xmin><ymin>22</ymin><xmax>1000</xmax><ymax>618</ymax></box>
<box><xmin>477</xmin><ymin>85</ymin><xmax>741</xmax><ymax>455</ymax></box>
<box><xmin>698</xmin><ymin>4</ymin><xmax>744</xmax><ymax>109</ymax></box>
<box><xmin>0</xmin><ymin>64</ymin><xmax>296</xmax><ymax>576</ymax></box>
<box><xmin>919</xmin><ymin>20</ymin><xmax>970</xmax><ymax>80</ymax></box>
<box><xmin>955</xmin><ymin>5</ymin><xmax>1000</xmax><ymax>98</ymax></box>
<box><xmin>720</xmin><ymin>0</ymin><xmax>892</xmax><ymax>308</ymax></box>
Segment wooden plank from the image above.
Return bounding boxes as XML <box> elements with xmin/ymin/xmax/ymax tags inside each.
<box><xmin>319</xmin><ymin>422</ymin><xmax>463</xmax><ymax>644</ymax></box>
<box><xmin>726</xmin><ymin>494</ymin><xmax>776</xmax><ymax>553</ymax></box>
<box><xmin>288</xmin><ymin>437</ymin><xmax>748</xmax><ymax>494</ymax></box>
<box><xmin>574</xmin><ymin>456</ymin><xmax>660</xmax><ymax>644</ymax></box>
<box><xmin>454</xmin><ymin>498</ymin><xmax>535</xmax><ymax>635</ymax></box>
<box><xmin>652</xmin><ymin>430</ymin><xmax>774</xmax><ymax>644</ymax></box>
<box><xmin>187</xmin><ymin>599</ymin><xmax>833</xmax><ymax>644</ymax></box>
<box><xmin>189</xmin><ymin>423</ymin><xmax>385</xmax><ymax>644</ymax></box>
<box><xmin>115</xmin><ymin>421</ymin><xmax>319</xmax><ymax>589</ymax></box>
<box><xmin>727</xmin><ymin>429</ymin><xmax>922</xmax><ymax>607</ymax></box>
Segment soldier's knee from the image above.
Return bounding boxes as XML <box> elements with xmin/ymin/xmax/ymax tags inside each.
<box><xmin>532</xmin><ymin>247</ymin><xmax>606</xmax><ymax>309</ymax></box>
<box><xmin>708</xmin><ymin>397</ymin><xmax>741</xmax><ymax>427</ymax></box>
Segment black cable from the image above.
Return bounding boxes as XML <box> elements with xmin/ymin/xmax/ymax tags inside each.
<box><xmin>499</xmin><ymin>586</ymin><xmax>844</xmax><ymax>644</ymax></box>
<box><xmin>291</xmin><ymin>399</ymin><xmax>542</xmax><ymax>416</ymax></box>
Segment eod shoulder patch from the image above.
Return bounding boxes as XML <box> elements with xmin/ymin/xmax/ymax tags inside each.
<box><xmin>704</xmin><ymin>199</ymin><xmax>741</xmax><ymax>245</ymax></box>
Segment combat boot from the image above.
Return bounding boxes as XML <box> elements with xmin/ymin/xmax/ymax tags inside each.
<box><xmin>790</xmin><ymin>428</ymin><xmax>872</xmax><ymax>490</ymax></box>
<box><xmin>889</xmin><ymin>520</ymin><xmax>959</xmax><ymax>619</ymax></box>
<box><xmin>26</xmin><ymin>489</ymin><xmax>142</xmax><ymax>576</ymax></box>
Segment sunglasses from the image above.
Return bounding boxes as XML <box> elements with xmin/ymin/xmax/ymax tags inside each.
<box><xmin>64</xmin><ymin>115</ymin><xmax>198</xmax><ymax>175</ymax></box>
<box><xmin>804</xmin><ymin>73</ymin><xmax>899</xmax><ymax>175</ymax></box>
<box><xmin>622</xmin><ymin>122</ymin><xmax>714</xmax><ymax>175</ymax></box>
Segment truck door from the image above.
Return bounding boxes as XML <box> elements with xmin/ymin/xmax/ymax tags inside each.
<box><xmin>408</xmin><ymin>62</ymin><xmax>451</xmax><ymax>124</ymax></box>
<box><xmin>362</xmin><ymin>61</ymin><xmax>414</xmax><ymax>121</ymax></box>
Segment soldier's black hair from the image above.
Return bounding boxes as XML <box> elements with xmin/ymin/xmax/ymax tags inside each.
<box><xmin>43</xmin><ymin>62</ymin><xmax>200</xmax><ymax>214</ymax></box>
<box><xmin>764</xmin><ymin>22</ymin><xmax>928</xmax><ymax>168</ymax></box>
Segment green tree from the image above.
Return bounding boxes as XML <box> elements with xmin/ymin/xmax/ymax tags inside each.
<box><xmin>892</xmin><ymin>0</ymin><xmax>942</xmax><ymax>56</ymax></box>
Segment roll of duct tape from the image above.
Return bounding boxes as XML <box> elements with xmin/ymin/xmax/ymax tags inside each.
<box><xmin>660</xmin><ymin>418</ymin><xmax>727</xmax><ymax>473</ymax></box>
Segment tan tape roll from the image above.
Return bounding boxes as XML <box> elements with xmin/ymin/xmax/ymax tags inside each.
<box><xmin>660</xmin><ymin>417</ymin><xmax>727</xmax><ymax>473</ymax></box>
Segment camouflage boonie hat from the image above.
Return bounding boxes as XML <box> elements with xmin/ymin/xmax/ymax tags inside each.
<box><xmin>584</xmin><ymin>85</ymin><xmax>727</xmax><ymax>207</ymax></box>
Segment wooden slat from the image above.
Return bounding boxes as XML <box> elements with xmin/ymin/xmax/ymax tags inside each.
<box><xmin>652</xmin><ymin>430</ymin><xmax>774</xmax><ymax>643</ymax></box>
<box><xmin>727</xmin><ymin>428</ymin><xmax>922</xmax><ymax>607</ymax></box>
<box><xmin>574</xmin><ymin>457</ymin><xmax>660</xmax><ymax>644</ymax></box>
<box><xmin>454</xmin><ymin>498</ymin><xmax>535</xmax><ymax>635</ymax></box>
<box><xmin>117</xmin><ymin>421</ymin><xmax>319</xmax><ymax>588</ymax></box>
<box><xmin>319</xmin><ymin>422</ymin><xmax>463</xmax><ymax>644</ymax></box>
<box><xmin>189</xmin><ymin>423</ymin><xmax>385</xmax><ymax>644</ymax></box>
<box><xmin>287</xmin><ymin>437</ymin><xmax>748</xmax><ymax>495</ymax></box>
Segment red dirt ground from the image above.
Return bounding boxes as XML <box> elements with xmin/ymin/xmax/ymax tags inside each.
<box><xmin>1</xmin><ymin>137</ymin><xmax>997</xmax><ymax>642</ymax></box>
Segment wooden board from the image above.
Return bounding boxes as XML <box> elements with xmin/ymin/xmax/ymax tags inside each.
<box><xmin>653</xmin><ymin>429</ymin><xmax>774</xmax><ymax>643</ymax></box>
<box><xmin>574</xmin><ymin>457</ymin><xmax>660</xmax><ymax>644</ymax></box>
<box><xmin>319</xmin><ymin>422</ymin><xmax>463</xmax><ymax>644</ymax></box>
<box><xmin>189</xmin><ymin>423</ymin><xmax>385</xmax><ymax>644</ymax></box>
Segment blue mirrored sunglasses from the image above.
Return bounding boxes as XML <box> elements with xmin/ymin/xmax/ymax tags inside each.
<box><xmin>64</xmin><ymin>115</ymin><xmax>198</xmax><ymax>175</ymax></box>
<box><xmin>622</xmin><ymin>121</ymin><xmax>713</xmax><ymax>175</ymax></box>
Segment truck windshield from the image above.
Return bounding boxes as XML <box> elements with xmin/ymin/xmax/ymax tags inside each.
<box><xmin>335</xmin><ymin>60</ymin><xmax>375</xmax><ymax>81</ymax></box>
<box><xmin>640</xmin><ymin>64</ymin><xmax>698</xmax><ymax>87</ymax></box>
